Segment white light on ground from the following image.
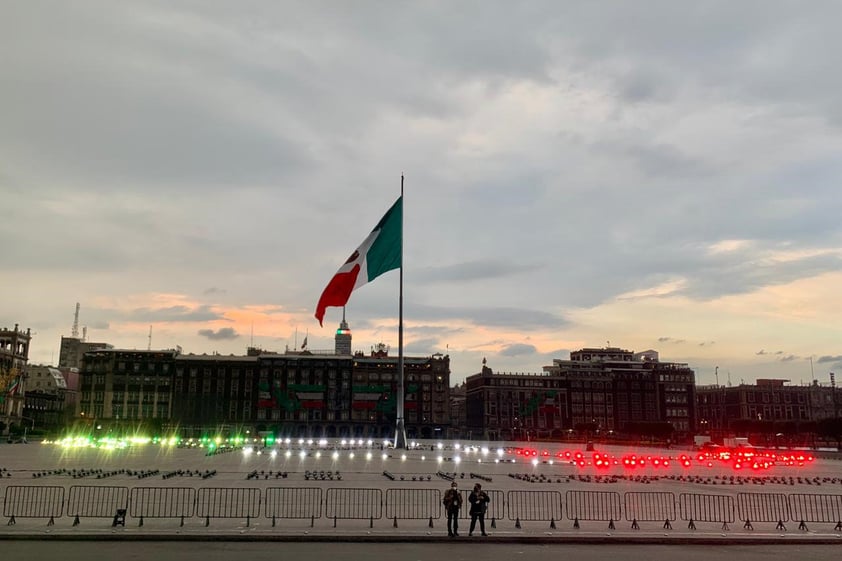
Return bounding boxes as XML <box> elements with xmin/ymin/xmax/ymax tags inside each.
<box><xmin>298</xmin><ymin>439</ymin><xmax>305</xmax><ymax>445</ymax></box>
<box><xmin>454</xmin><ymin>456</ymin><xmax>461</xmax><ymax>464</ymax></box>
<box><xmin>270</xmin><ymin>450</ymin><xmax>277</xmax><ymax>458</ymax></box>
<box><xmin>349</xmin><ymin>452</ymin><xmax>355</xmax><ymax>459</ymax></box>
<box><xmin>481</xmin><ymin>447</ymin><xmax>489</xmax><ymax>455</ymax></box>
<box><xmin>421</xmin><ymin>455</ymin><xmax>425</xmax><ymax>461</ymax></box>
<box><xmin>437</xmin><ymin>442</ymin><xmax>443</xmax><ymax>449</ymax></box>
<box><xmin>497</xmin><ymin>448</ymin><xmax>504</xmax><ymax>457</ymax></box>
<box><xmin>332</xmin><ymin>451</ymin><xmax>339</xmax><ymax>460</ymax></box>
<box><xmin>437</xmin><ymin>456</ymin><xmax>443</xmax><ymax>463</ymax></box>
<box><xmin>299</xmin><ymin>450</ymin><xmax>306</xmax><ymax>459</ymax></box>
<box><xmin>315</xmin><ymin>452</ymin><xmax>321</xmax><ymax>459</ymax></box>
<box><xmin>285</xmin><ymin>450</ymin><xmax>292</xmax><ymax>458</ymax></box>
<box><xmin>341</xmin><ymin>439</ymin><xmax>347</xmax><ymax>446</ymax></box>
<box><xmin>401</xmin><ymin>454</ymin><xmax>407</xmax><ymax>461</ymax></box>
<box><xmin>454</xmin><ymin>443</ymin><xmax>461</xmax><ymax>450</ymax></box>
<box><xmin>531</xmin><ymin>458</ymin><xmax>538</xmax><ymax>466</ymax></box>
<box><xmin>319</xmin><ymin>439</ymin><xmax>328</xmax><ymax>447</ymax></box>
<box><xmin>366</xmin><ymin>452</ymin><xmax>372</xmax><ymax>460</ymax></box>
<box><xmin>243</xmin><ymin>447</ymin><xmax>253</xmax><ymax>455</ymax></box>
<box><xmin>382</xmin><ymin>453</ymin><xmax>388</xmax><ymax>460</ymax></box>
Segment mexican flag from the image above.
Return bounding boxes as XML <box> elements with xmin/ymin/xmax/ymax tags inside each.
<box><xmin>1</xmin><ymin>375</ymin><xmax>20</xmax><ymax>404</ymax></box>
<box><xmin>315</xmin><ymin>196</ymin><xmax>402</xmax><ymax>326</ymax></box>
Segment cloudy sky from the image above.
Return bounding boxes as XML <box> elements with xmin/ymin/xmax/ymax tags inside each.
<box><xmin>3</xmin><ymin>1</ymin><xmax>842</xmax><ymax>386</ymax></box>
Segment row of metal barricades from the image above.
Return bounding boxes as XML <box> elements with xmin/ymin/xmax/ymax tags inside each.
<box><xmin>2</xmin><ymin>485</ymin><xmax>841</xmax><ymax>531</ymax></box>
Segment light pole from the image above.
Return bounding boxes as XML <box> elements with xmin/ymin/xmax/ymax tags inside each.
<box><xmin>20</xmin><ymin>416</ymin><xmax>35</xmax><ymax>442</ymax></box>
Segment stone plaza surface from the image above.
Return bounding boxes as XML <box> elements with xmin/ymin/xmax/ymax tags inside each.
<box><xmin>0</xmin><ymin>439</ymin><xmax>841</xmax><ymax>543</ymax></box>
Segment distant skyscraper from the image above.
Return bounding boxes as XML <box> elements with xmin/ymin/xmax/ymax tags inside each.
<box><xmin>335</xmin><ymin>318</ymin><xmax>352</xmax><ymax>355</ymax></box>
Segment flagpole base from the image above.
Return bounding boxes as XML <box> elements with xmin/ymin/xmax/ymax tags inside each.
<box><xmin>394</xmin><ymin>418</ymin><xmax>407</xmax><ymax>449</ymax></box>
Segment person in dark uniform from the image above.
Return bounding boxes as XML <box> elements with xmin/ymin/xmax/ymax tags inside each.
<box><xmin>468</xmin><ymin>482</ymin><xmax>490</xmax><ymax>536</ymax></box>
<box><xmin>442</xmin><ymin>480</ymin><xmax>462</xmax><ymax>537</ymax></box>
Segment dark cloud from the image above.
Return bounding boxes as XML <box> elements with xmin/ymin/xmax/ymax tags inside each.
<box><xmin>127</xmin><ymin>305</ymin><xmax>224</xmax><ymax>323</ymax></box>
<box><xmin>203</xmin><ymin>287</ymin><xmax>227</xmax><ymax>296</ymax></box>
<box><xmin>499</xmin><ymin>344</ymin><xmax>537</xmax><ymax>357</ymax></box>
<box><xmin>659</xmin><ymin>337</ymin><xmax>685</xmax><ymax>344</ymax></box>
<box><xmin>416</xmin><ymin>260</ymin><xmax>543</xmax><ymax>283</ymax></box>
<box><xmin>198</xmin><ymin>327</ymin><xmax>239</xmax><ymax>341</ymax></box>
<box><xmin>779</xmin><ymin>355</ymin><xmax>799</xmax><ymax>362</ymax></box>
<box><xmin>405</xmin><ymin>338</ymin><xmax>441</xmax><ymax>355</ymax></box>
<box><xmin>816</xmin><ymin>355</ymin><xmax>842</xmax><ymax>364</ymax></box>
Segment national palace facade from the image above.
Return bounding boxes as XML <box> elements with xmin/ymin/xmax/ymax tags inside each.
<box><xmin>78</xmin><ymin>321</ymin><xmax>451</xmax><ymax>439</ymax></box>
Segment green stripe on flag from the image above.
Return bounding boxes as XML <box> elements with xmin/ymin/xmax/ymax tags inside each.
<box><xmin>366</xmin><ymin>196</ymin><xmax>402</xmax><ymax>281</ymax></box>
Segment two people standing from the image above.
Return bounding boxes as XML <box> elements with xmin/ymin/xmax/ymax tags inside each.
<box><xmin>443</xmin><ymin>481</ymin><xmax>490</xmax><ymax>537</ymax></box>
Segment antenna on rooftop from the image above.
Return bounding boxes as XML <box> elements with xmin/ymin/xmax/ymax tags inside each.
<box><xmin>148</xmin><ymin>325</ymin><xmax>152</xmax><ymax>351</ymax></box>
<box><xmin>82</xmin><ymin>326</ymin><xmax>87</xmax><ymax>342</ymax></box>
<box><xmin>72</xmin><ymin>302</ymin><xmax>80</xmax><ymax>338</ymax></box>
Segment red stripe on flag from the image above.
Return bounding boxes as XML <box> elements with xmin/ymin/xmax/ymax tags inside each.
<box><xmin>315</xmin><ymin>265</ymin><xmax>361</xmax><ymax>326</ymax></box>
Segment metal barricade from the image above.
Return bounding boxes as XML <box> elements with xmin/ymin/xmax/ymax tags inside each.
<box><xmin>507</xmin><ymin>490</ymin><xmax>563</xmax><ymax>522</ymax></box>
<box><xmin>265</xmin><ymin>487</ymin><xmax>322</xmax><ymax>520</ymax></box>
<box><xmin>624</xmin><ymin>492</ymin><xmax>676</xmax><ymax>522</ymax></box>
<box><xmin>565</xmin><ymin>490</ymin><xmax>621</xmax><ymax>522</ymax></box>
<box><xmin>737</xmin><ymin>492</ymin><xmax>789</xmax><ymax>523</ymax></box>
<box><xmin>130</xmin><ymin>487</ymin><xmax>196</xmax><ymax>519</ymax></box>
<box><xmin>325</xmin><ymin>488</ymin><xmax>382</xmax><ymax>520</ymax></box>
<box><xmin>67</xmin><ymin>485</ymin><xmax>129</xmax><ymax>519</ymax></box>
<box><xmin>196</xmin><ymin>487</ymin><xmax>260</xmax><ymax>520</ymax></box>
<box><xmin>789</xmin><ymin>494</ymin><xmax>842</xmax><ymax>524</ymax></box>
<box><xmin>678</xmin><ymin>493</ymin><xmax>735</xmax><ymax>524</ymax></box>
<box><xmin>3</xmin><ymin>485</ymin><xmax>64</xmax><ymax>523</ymax></box>
<box><xmin>386</xmin><ymin>488</ymin><xmax>441</xmax><ymax>520</ymax></box>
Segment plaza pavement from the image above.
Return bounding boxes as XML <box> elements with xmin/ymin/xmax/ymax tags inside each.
<box><xmin>0</xmin><ymin>439</ymin><xmax>840</xmax><ymax>544</ymax></box>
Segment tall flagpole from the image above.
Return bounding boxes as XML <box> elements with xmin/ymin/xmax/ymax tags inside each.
<box><xmin>394</xmin><ymin>175</ymin><xmax>407</xmax><ymax>449</ymax></box>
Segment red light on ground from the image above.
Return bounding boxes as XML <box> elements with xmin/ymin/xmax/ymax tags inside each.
<box><xmin>541</xmin><ymin>450</ymin><xmax>550</xmax><ymax>457</ymax></box>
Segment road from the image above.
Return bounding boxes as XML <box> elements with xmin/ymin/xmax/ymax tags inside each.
<box><xmin>3</xmin><ymin>542</ymin><xmax>842</xmax><ymax>561</ymax></box>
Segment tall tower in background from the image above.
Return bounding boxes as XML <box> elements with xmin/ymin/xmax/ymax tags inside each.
<box><xmin>334</xmin><ymin>313</ymin><xmax>352</xmax><ymax>356</ymax></box>
<box><xmin>58</xmin><ymin>303</ymin><xmax>112</xmax><ymax>369</ymax></box>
